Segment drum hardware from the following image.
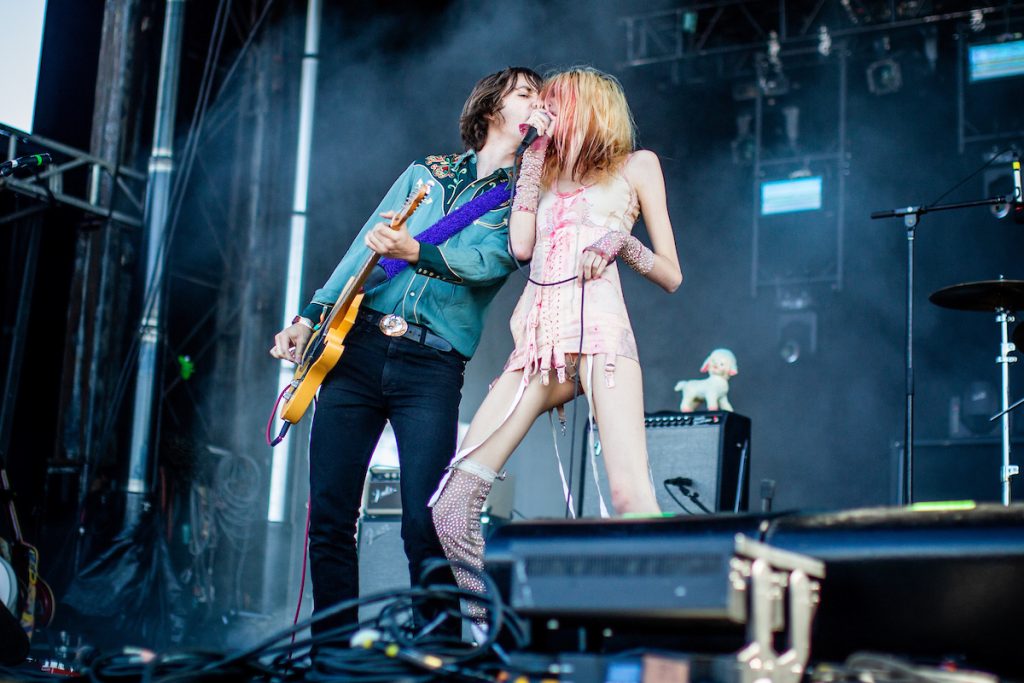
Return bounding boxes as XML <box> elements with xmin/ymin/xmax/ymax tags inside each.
<box><xmin>929</xmin><ymin>277</ymin><xmax>1024</xmax><ymax>504</ymax></box>
<box><xmin>871</xmin><ymin>166</ymin><xmax>1019</xmax><ymax>503</ymax></box>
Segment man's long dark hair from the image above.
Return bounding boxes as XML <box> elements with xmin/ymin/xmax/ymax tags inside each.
<box><xmin>460</xmin><ymin>66</ymin><xmax>542</xmax><ymax>151</ymax></box>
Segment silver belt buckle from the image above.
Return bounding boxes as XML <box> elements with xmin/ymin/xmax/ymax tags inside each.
<box><xmin>378</xmin><ymin>313</ymin><xmax>409</xmax><ymax>337</ymax></box>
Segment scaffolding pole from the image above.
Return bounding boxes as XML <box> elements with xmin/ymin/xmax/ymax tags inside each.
<box><xmin>125</xmin><ymin>0</ymin><xmax>186</xmax><ymax>529</ymax></box>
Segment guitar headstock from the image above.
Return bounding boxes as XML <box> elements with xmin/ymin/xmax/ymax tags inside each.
<box><xmin>390</xmin><ymin>180</ymin><xmax>433</xmax><ymax>228</ymax></box>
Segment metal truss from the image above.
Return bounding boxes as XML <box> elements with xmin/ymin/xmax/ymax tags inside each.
<box><xmin>622</xmin><ymin>1</ymin><xmax>1024</xmax><ymax>80</ymax></box>
<box><xmin>623</xmin><ymin>1</ymin><xmax>1024</xmax><ymax>295</ymax></box>
<box><xmin>750</xmin><ymin>47</ymin><xmax>848</xmax><ymax>295</ymax></box>
<box><xmin>1</xmin><ymin>124</ymin><xmax>146</xmax><ymax>228</ymax></box>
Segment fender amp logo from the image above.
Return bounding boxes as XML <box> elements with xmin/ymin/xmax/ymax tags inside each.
<box><xmin>362</xmin><ymin>466</ymin><xmax>402</xmax><ymax>516</ymax></box>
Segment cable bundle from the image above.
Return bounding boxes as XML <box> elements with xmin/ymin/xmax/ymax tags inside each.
<box><xmin>47</xmin><ymin>560</ymin><xmax>534</xmax><ymax>683</ymax></box>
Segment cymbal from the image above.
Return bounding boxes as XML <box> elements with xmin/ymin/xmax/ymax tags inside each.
<box><xmin>929</xmin><ymin>279</ymin><xmax>1024</xmax><ymax>312</ymax></box>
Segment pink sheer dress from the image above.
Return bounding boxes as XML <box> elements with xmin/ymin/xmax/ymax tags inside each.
<box><xmin>504</xmin><ymin>171</ymin><xmax>641</xmax><ymax>389</ymax></box>
<box><xmin>429</xmin><ymin>169</ymin><xmax>643</xmax><ymax>514</ymax></box>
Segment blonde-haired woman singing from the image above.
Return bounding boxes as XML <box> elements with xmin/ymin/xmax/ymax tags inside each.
<box><xmin>430</xmin><ymin>66</ymin><xmax>682</xmax><ymax>627</ymax></box>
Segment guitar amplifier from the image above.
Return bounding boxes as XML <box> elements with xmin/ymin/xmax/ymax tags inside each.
<box><xmin>360</xmin><ymin>466</ymin><xmax>517</xmax><ymax>519</ymax></box>
<box><xmin>362</xmin><ymin>466</ymin><xmax>402</xmax><ymax>516</ymax></box>
<box><xmin>580</xmin><ymin>411</ymin><xmax>751</xmax><ymax>517</ymax></box>
<box><xmin>357</xmin><ymin>516</ymin><xmax>408</xmax><ymax>622</ymax></box>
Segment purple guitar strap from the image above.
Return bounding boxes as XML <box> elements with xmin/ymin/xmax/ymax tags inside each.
<box><xmin>378</xmin><ymin>182</ymin><xmax>512</xmax><ymax>279</ymax></box>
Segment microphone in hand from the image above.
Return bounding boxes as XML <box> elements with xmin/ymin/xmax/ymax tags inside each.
<box><xmin>515</xmin><ymin>126</ymin><xmax>539</xmax><ymax>158</ymax></box>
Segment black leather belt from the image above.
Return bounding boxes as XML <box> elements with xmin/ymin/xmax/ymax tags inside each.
<box><xmin>357</xmin><ymin>309</ymin><xmax>456</xmax><ymax>354</ymax></box>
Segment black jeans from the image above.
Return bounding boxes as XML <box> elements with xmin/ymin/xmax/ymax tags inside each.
<box><xmin>307</xmin><ymin>317</ymin><xmax>464</xmax><ymax>637</ymax></box>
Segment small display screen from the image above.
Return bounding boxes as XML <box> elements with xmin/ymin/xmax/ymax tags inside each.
<box><xmin>760</xmin><ymin>176</ymin><xmax>823</xmax><ymax>216</ymax></box>
<box><xmin>969</xmin><ymin>39</ymin><xmax>1024</xmax><ymax>82</ymax></box>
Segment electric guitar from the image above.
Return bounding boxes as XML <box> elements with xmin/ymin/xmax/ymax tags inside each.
<box><xmin>0</xmin><ymin>468</ymin><xmax>55</xmax><ymax>640</ymax></box>
<box><xmin>278</xmin><ymin>181</ymin><xmax>432</xmax><ymax>424</ymax></box>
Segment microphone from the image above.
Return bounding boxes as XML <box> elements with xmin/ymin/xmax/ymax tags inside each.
<box><xmin>0</xmin><ymin>152</ymin><xmax>53</xmax><ymax>178</ymax></box>
<box><xmin>515</xmin><ymin>126</ymin><xmax>539</xmax><ymax>158</ymax></box>
<box><xmin>664</xmin><ymin>477</ymin><xmax>694</xmax><ymax>488</ymax></box>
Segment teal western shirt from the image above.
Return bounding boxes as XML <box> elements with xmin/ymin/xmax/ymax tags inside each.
<box><xmin>300</xmin><ymin>150</ymin><xmax>516</xmax><ymax>358</ymax></box>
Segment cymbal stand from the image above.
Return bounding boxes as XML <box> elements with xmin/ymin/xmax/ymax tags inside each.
<box><xmin>996</xmin><ymin>308</ymin><xmax>1018</xmax><ymax>504</ymax></box>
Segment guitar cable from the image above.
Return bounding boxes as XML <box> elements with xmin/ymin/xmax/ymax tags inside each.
<box><xmin>267</xmin><ymin>316</ymin><xmax>324</xmax><ymax>447</ymax></box>
<box><xmin>264</xmin><ymin>385</ymin><xmax>292</xmax><ymax>447</ymax></box>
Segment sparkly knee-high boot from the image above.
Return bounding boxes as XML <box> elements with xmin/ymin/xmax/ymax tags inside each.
<box><xmin>431</xmin><ymin>462</ymin><xmax>496</xmax><ymax>625</ymax></box>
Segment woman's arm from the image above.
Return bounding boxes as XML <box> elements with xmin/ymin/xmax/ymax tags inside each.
<box><xmin>508</xmin><ymin>110</ymin><xmax>554</xmax><ymax>261</ymax></box>
<box><xmin>509</xmin><ymin>204</ymin><xmax>538</xmax><ymax>261</ymax></box>
<box><xmin>624</xmin><ymin>150</ymin><xmax>682</xmax><ymax>292</ymax></box>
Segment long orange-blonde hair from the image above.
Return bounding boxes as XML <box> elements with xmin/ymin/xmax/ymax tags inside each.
<box><xmin>541</xmin><ymin>67</ymin><xmax>636</xmax><ymax>186</ymax></box>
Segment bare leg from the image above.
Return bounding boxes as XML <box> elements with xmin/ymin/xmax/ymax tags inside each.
<box><xmin>459</xmin><ymin>369</ymin><xmax>578</xmax><ymax>473</ymax></box>
<box><xmin>432</xmin><ymin>370</ymin><xmax>577</xmax><ymax>625</ymax></box>
<box><xmin>582</xmin><ymin>355</ymin><xmax>660</xmax><ymax>515</ymax></box>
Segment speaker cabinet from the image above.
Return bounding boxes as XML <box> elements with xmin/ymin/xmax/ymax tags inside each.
<box><xmin>579</xmin><ymin>411</ymin><xmax>751</xmax><ymax>517</ymax></box>
<box><xmin>766</xmin><ymin>504</ymin><xmax>1024</xmax><ymax>677</ymax></box>
<box><xmin>892</xmin><ymin>438</ymin><xmax>1024</xmax><ymax>504</ymax></box>
<box><xmin>357</xmin><ymin>517</ymin><xmax>408</xmax><ymax>622</ymax></box>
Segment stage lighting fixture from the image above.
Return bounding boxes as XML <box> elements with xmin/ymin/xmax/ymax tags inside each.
<box><xmin>760</xmin><ymin>175</ymin><xmax>822</xmax><ymax>216</ymax></box>
<box><xmin>968</xmin><ymin>37</ymin><xmax>1024</xmax><ymax>82</ymax></box>
<box><xmin>767</xmin><ymin>30</ymin><xmax>781</xmax><ymax>69</ymax></box>
<box><xmin>970</xmin><ymin>9</ymin><xmax>985</xmax><ymax>33</ymax></box>
<box><xmin>817</xmin><ymin>25</ymin><xmax>832</xmax><ymax>57</ymax></box>
<box><xmin>866</xmin><ymin>58</ymin><xmax>903</xmax><ymax>95</ymax></box>
<box><xmin>777</xmin><ymin>311</ymin><xmax>817</xmax><ymax>365</ymax></box>
<box><xmin>682</xmin><ymin>10</ymin><xmax>697</xmax><ymax>34</ymax></box>
<box><xmin>754</xmin><ymin>31</ymin><xmax>789</xmax><ymax>97</ymax></box>
<box><xmin>985</xmin><ymin>167</ymin><xmax>1015</xmax><ymax>219</ymax></box>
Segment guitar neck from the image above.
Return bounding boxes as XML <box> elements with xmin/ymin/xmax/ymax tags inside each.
<box><xmin>352</xmin><ymin>251</ymin><xmax>383</xmax><ymax>293</ymax></box>
<box><xmin>317</xmin><ymin>181</ymin><xmax>430</xmax><ymax>329</ymax></box>
<box><xmin>322</xmin><ymin>222</ymin><xmax>404</xmax><ymax>328</ymax></box>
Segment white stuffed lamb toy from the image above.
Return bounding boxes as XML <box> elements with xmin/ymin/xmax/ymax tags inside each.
<box><xmin>674</xmin><ymin>348</ymin><xmax>738</xmax><ymax>412</ymax></box>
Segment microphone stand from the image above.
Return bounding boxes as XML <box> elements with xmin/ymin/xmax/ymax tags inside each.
<box><xmin>871</xmin><ymin>193</ymin><xmax>1014</xmax><ymax>505</ymax></box>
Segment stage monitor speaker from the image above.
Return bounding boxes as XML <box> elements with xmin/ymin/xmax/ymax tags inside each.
<box><xmin>357</xmin><ymin>516</ymin><xmax>408</xmax><ymax>622</ymax></box>
<box><xmin>486</xmin><ymin>514</ymin><xmax>771</xmax><ymax>621</ymax></box>
<box><xmin>485</xmin><ymin>513</ymin><xmax>777</xmax><ymax>654</ymax></box>
<box><xmin>579</xmin><ymin>411</ymin><xmax>750</xmax><ymax>517</ymax></box>
<box><xmin>765</xmin><ymin>504</ymin><xmax>1024</xmax><ymax>677</ymax></box>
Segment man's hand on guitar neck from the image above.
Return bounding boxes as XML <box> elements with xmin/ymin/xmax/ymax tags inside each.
<box><xmin>271</xmin><ymin>321</ymin><xmax>313</xmax><ymax>364</ymax></box>
<box><xmin>365</xmin><ymin>211</ymin><xmax>420</xmax><ymax>263</ymax></box>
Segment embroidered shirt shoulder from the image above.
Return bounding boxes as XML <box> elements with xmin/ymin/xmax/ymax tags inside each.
<box><xmin>416</xmin><ymin>153</ymin><xmax>465</xmax><ymax>183</ymax></box>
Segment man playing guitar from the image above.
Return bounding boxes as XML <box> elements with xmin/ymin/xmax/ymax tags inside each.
<box><xmin>271</xmin><ymin>67</ymin><xmax>542</xmax><ymax>644</ymax></box>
